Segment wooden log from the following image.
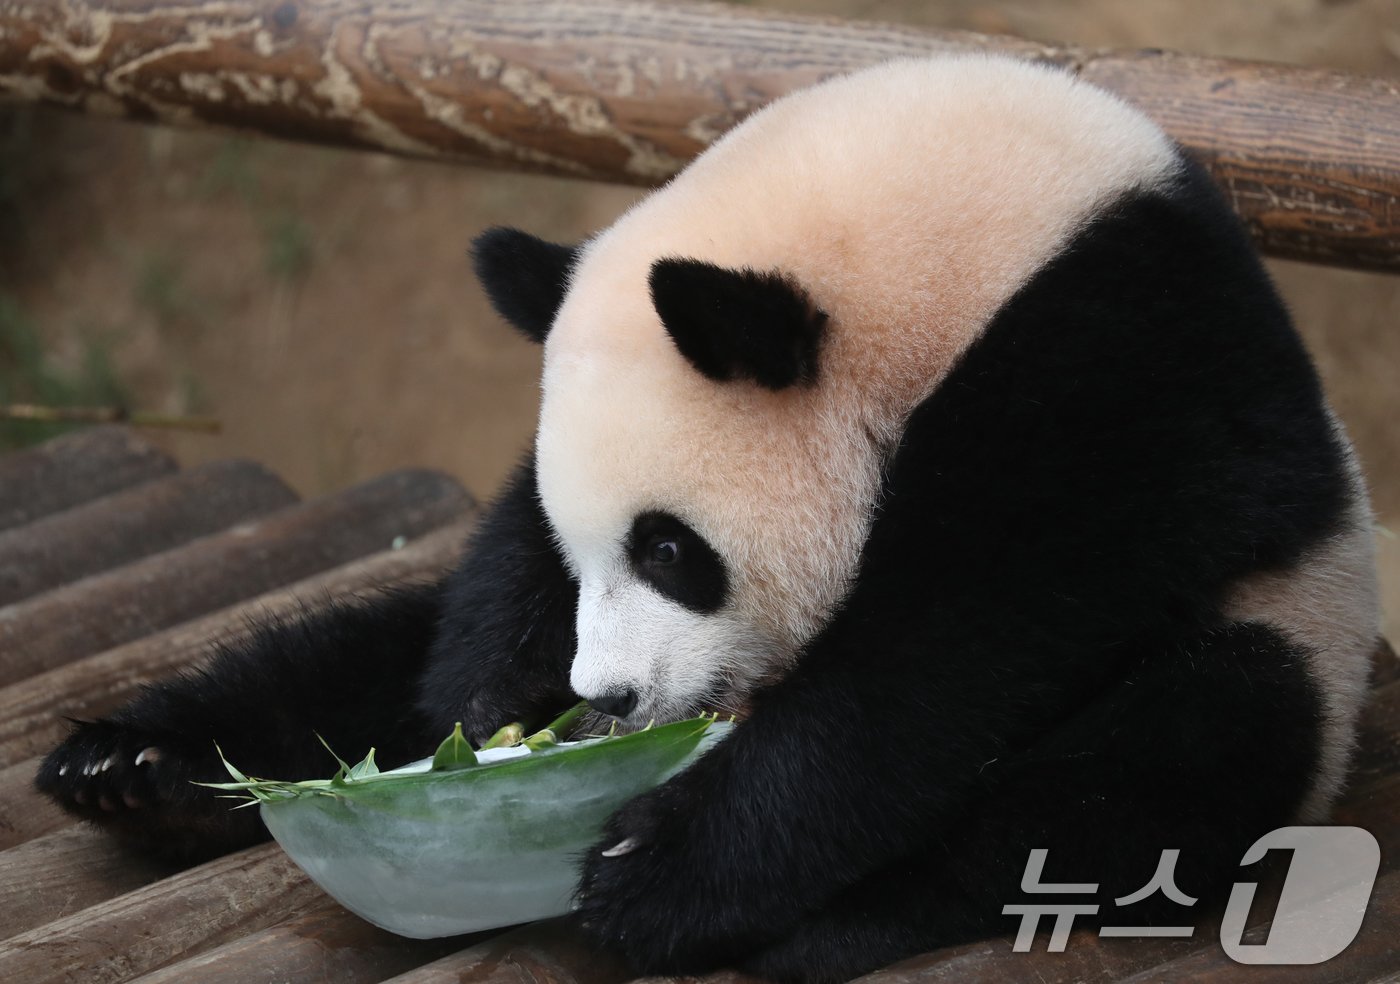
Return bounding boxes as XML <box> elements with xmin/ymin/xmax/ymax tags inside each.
<box><xmin>0</xmin><ymin>757</ymin><xmax>69</xmax><ymax>849</ymax></box>
<box><xmin>129</xmin><ymin>904</ymin><xmax>471</xmax><ymax>984</ymax></box>
<box><xmin>380</xmin><ymin>921</ymin><xmax>628</xmax><ymax>984</ymax></box>
<box><xmin>0</xmin><ymin>468</ymin><xmax>470</xmax><ymax>687</ymax></box>
<box><xmin>1076</xmin><ymin>52</ymin><xmax>1400</xmax><ymax>272</ymax></box>
<box><xmin>0</xmin><ymin>426</ymin><xmax>175</xmax><ymax>531</ymax></box>
<box><xmin>0</xmin><ymin>2</ymin><xmax>1395</xmax><ymax>271</ymax></box>
<box><xmin>0</xmin><ymin>458</ymin><xmax>297</xmax><ymax>606</ymax></box>
<box><xmin>0</xmin><ymin>825</ymin><xmax>182</xmax><ymax>940</ymax></box>
<box><xmin>0</xmin><ymin>520</ymin><xmax>473</xmax><ymax>850</ymax></box>
<box><xmin>0</xmin><ymin>841</ymin><xmax>325</xmax><ymax>984</ymax></box>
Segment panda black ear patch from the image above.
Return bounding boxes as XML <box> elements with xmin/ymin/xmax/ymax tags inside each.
<box><xmin>649</xmin><ymin>258</ymin><xmax>828</xmax><ymax>389</ymax></box>
<box><xmin>471</xmin><ymin>227</ymin><xmax>580</xmax><ymax>344</ymax></box>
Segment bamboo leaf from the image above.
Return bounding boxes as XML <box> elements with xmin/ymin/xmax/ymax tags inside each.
<box><xmin>348</xmin><ymin>748</ymin><xmax>380</xmax><ymax>779</ymax></box>
<box><xmin>430</xmin><ymin>722</ymin><xmax>478</xmax><ymax>771</ymax></box>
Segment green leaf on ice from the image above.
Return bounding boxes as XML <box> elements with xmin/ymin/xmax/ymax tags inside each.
<box><xmin>430</xmin><ymin>722</ymin><xmax>478</xmax><ymax>772</ymax></box>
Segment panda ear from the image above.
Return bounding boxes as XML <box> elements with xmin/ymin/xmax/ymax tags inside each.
<box><xmin>471</xmin><ymin>227</ymin><xmax>580</xmax><ymax>344</ymax></box>
<box><xmin>649</xmin><ymin>258</ymin><xmax>828</xmax><ymax>390</ymax></box>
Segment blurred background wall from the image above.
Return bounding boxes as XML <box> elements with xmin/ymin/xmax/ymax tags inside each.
<box><xmin>1</xmin><ymin>0</ymin><xmax>1396</xmax><ymax>635</ymax></box>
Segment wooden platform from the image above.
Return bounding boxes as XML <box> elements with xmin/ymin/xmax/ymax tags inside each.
<box><xmin>0</xmin><ymin>427</ymin><xmax>1395</xmax><ymax>983</ymax></box>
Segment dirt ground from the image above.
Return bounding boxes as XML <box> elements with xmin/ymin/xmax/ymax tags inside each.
<box><xmin>2</xmin><ymin>0</ymin><xmax>1398</xmax><ymax>635</ymax></box>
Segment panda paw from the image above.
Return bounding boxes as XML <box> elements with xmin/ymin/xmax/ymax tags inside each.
<box><xmin>573</xmin><ymin>783</ymin><xmax>748</xmax><ymax>974</ymax></box>
<box><xmin>34</xmin><ymin>719</ymin><xmax>255</xmax><ymax>859</ymax></box>
<box><xmin>37</xmin><ymin>719</ymin><xmax>190</xmax><ymax>814</ymax></box>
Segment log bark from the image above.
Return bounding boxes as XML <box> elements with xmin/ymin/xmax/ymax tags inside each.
<box><xmin>0</xmin><ymin>1</ymin><xmax>1396</xmax><ymax>271</ymax></box>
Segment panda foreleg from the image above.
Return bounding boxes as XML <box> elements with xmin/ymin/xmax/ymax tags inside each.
<box><xmin>36</xmin><ymin>458</ymin><xmax>580</xmax><ymax>861</ymax></box>
<box><xmin>571</xmin><ymin>655</ymin><xmax>999</xmax><ymax>975</ymax></box>
<box><xmin>35</xmin><ymin>586</ymin><xmax>443</xmax><ymax>861</ymax></box>
<box><xmin>740</xmin><ymin>621</ymin><xmax>1325</xmax><ymax>983</ymax></box>
<box><xmin>413</xmin><ymin>459</ymin><xmax>580</xmax><ymax>744</ymax></box>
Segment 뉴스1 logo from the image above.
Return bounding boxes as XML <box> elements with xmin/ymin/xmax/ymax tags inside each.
<box><xmin>1002</xmin><ymin>826</ymin><xmax>1380</xmax><ymax>964</ymax></box>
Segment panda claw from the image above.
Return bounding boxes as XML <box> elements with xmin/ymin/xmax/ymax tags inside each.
<box><xmin>135</xmin><ymin>747</ymin><xmax>161</xmax><ymax>767</ymax></box>
<box><xmin>601</xmin><ymin>836</ymin><xmax>641</xmax><ymax>858</ymax></box>
<box><xmin>100</xmin><ymin>755</ymin><xmax>114</xmax><ymax>773</ymax></box>
<box><xmin>58</xmin><ymin>763</ymin><xmax>68</xmax><ymax>777</ymax></box>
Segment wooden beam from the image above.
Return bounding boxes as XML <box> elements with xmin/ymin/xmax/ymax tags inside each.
<box><xmin>0</xmin><ymin>426</ymin><xmax>174</xmax><ymax>532</ymax></box>
<box><xmin>0</xmin><ymin>1</ymin><xmax>1396</xmax><ymax>271</ymax></box>
<box><xmin>0</xmin><ymin>468</ymin><xmax>471</xmax><ymax>687</ymax></box>
<box><xmin>0</xmin><ymin>842</ymin><xmax>325</xmax><ymax>984</ymax></box>
<box><xmin>0</xmin><ymin>458</ymin><xmax>296</xmax><ymax>606</ymax></box>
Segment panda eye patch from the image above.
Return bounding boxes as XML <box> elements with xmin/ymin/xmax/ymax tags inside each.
<box><xmin>627</xmin><ymin>512</ymin><xmax>727</xmax><ymax>613</ymax></box>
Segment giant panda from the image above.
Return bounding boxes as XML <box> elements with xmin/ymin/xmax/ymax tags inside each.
<box><xmin>37</xmin><ymin>56</ymin><xmax>1380</xmax><ymax>981</ymax></box>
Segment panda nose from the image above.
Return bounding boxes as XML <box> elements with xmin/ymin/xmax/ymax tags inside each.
<box><xmin>590</xmin><ymin>688</ymin><xmax>638</xmax><ymax>719</ymax></box>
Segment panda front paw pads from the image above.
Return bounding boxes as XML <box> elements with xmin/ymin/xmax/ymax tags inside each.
<box><xmin>36</xmin><ymin>720</ymin><xmax>190</xmax><ymax>818</ymax></box>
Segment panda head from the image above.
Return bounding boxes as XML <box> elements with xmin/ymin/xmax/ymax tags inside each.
<box><xmin>473</xmin><ymin>56</ymin><xmax>1180</xmax><ymax>724</ymax></box>
<box><xmin>476</xmin><ymin>225</ymin><xmax>855</xmax><ymax>724</ymax></box>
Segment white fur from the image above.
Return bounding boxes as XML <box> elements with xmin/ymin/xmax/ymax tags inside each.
<box><xmin>1224</xmin><ymin>423</ymin><xmax>1381</xmax><ymax>820</ymax></box>
<box><xmin>538</xmin><ymin>56</ymin><xmax>1181</xmax><ymax>715</ymax></box>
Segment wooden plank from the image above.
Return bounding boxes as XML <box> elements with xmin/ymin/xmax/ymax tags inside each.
<box><xmin>0</xmin><ymin>468</ymin><xmax>471</xmax><ymax>687</ymax></box>
<box><xmin>381</xmin><ymin>921</ymin><xmax>628</xmax><ymax>984</ymax></box>
<box><xmin>0</xmin><ymin>842</ymin><xmax>325</xmax><ymax>984</ymax></box>
<box><xmin>129</xmin><ymin>905</ymin><xmax>470</xmax><ymax>984</ymax></box>
<box><xmin>0</xmin><ymin>757</ymin><xmax>69</xmax><ymax>849</ymax></box>
<box><xmin>0</xmin><ymin>458</ymin><xmax>297</xmax><ymax>606</ymax></box>
<box><xmin>0</xmin><ymin>2</ymin><xmax>1395</xmax><ymax>271</ymax></box>
<box><xmin>0</xmin><ymin>426</ymin><xmax>175</xmax><ymax>531</ymax></box>
<box><xmin>0</xmin><ymin>825</ymin><xmax>182</xmax><ymax>940</ymax></box>
<box><xmin>0</xmin><ymin>520</ymin><xmax>473</xmax><ymax>850</ymax></box>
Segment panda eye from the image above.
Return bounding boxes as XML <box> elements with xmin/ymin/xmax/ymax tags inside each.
<box><xmin>649</xmin><ymin>539</ymin><xmax>680</xmax><ymax>565</ymax></box>
<box><xmin>627</xmin><ymin>511</ymin><xmax>728</xmax><ymax>613</ymax></box>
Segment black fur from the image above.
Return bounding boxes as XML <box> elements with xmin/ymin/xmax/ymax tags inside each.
<box><xmin>571</xmin><ymin>156</ymin><xmax>1345</xmax><ymax>979</ymax></box>
<box><xmin>35</xmin><ymin>587</ymin><xmax>442</xmax><ymax>861</ymax></box>
<box><xmin>36</xmin><ymin>156</ymin><xmax>1349</xmax><ymax>980</ymax></box>
<box><xmin>417</xmin><ymin>460</ymin><xmax>580</xmax><ymax>744</ymax></box>
<box><xmin>36</xmin><ymin>461</ymin><xmax>577</xmax><ymax>859</ymax></box>
<box><xmin>471</xmin><ymin>227</ymin><xmax>579</xmax><ymax>344</ymax></box>
<box><xmin>626</xmin><ymin>511</ymin><xmax>729</xmax><ymax>614</ymax></box>
<box><xmin>650</xmin><ymin>259</ymin><xmax>828</xmax><ymax>389</ymax></box>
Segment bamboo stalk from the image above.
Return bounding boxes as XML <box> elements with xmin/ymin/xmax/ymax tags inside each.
<box><xmin>1</xmin><ymin>404</ymin><xmax>223</xmax><ymax>433</ymax></box>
